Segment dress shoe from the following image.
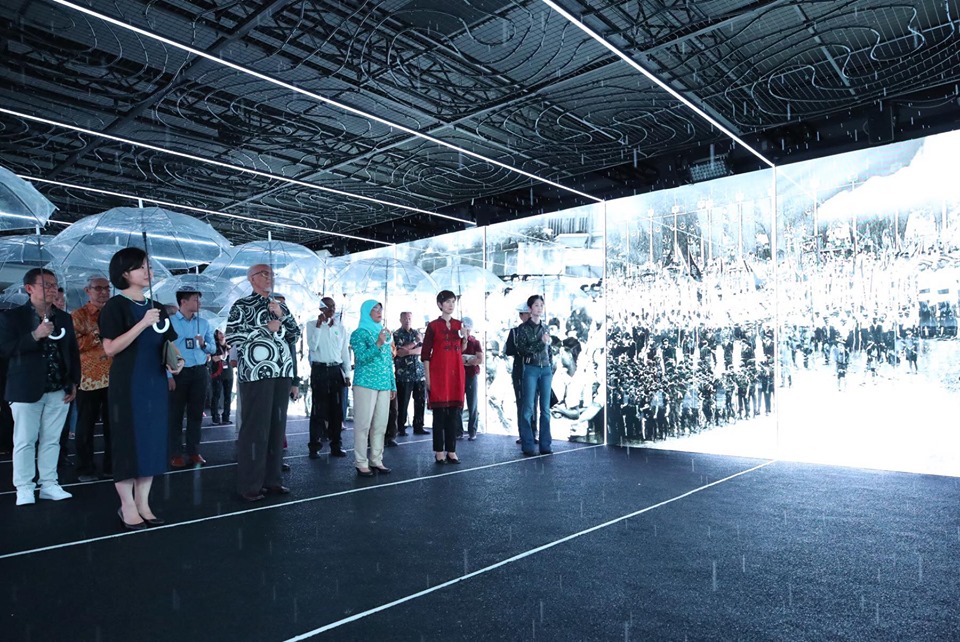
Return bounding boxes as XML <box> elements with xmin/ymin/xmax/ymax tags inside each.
<box><xmin>118</xmin><ymin>508</ymin><xmax>146</xmax><ymax>531</ymax></box>
<box><xmin>281</xmin><ymin>463</ymin><xmax>291</xmax><ymax>472</ymax></box>
<box><xmin>221</xmin><ymin>418</ymin><xmax>232</xmax><ymax>425</ymax></box>
<box><xmin>356</xmin><ymin>468</ymin><xmax>375</xmax><ymax>477</ymax></box>
<box><xmin>397</xmin><ymin>430</ymin><xmax>408</xmax><ymax>437</ymax></box>
<box><xmin>413</xmin><ymin>428</ymin><xmax>430</xmax><ymax>435</ymax></box>
<box><xmin>189</xmin><ymin>454</ymin><xmax>207</xmax><ymax>466</ymax></box>
<box><xmin>15</xmin><ymin>489</ymin><xmax>35</xmax><ymax>506</ymax></box>
<box><xmin>539</xmin><ymin>450</ymin><xmax>554</xmax><ymax>455</ymax></box>
<box><xmin>170</xmin><ymin>455</ymin><xmax>187</xmax><ymax>468</ymax></box>
<box><xmin>308</xmin><ymin>450</ymin><xmax>320</xmax><ymax>459</ymax></box>
<box><xmin>77</xmin><ymin>473</ymin><xmax>99</xmax><ymax>483</ymax></box>
<box><xmin>467</xmin><ymin>435</ymin><xmax>477</xmax><ymax>441</ymax></box>
<box><xmin>330</xmin><ymin>448</ymin><xmax>347</xmax><ymax>457</ymax></box>
<box><xmin>522</xmin><ymin>451</ymin><xmax>537</xmax><ymax>457</ymax></box>
<box><xmin>240</xmin><ymin>491</ymin><xmax>265</xmax><ymax>502</ymax></box>
<box><xmin>385</xmin><ymin>439</ymin><xmax>399</xmax><ymax>447</ymax></box>
<box><xmin>445</xmin><ymin>456</ymin><xmax>461</xmax><ymax>465</ymax></box>
<box><xmin>212</xmin><ymin>416</ymin><xmax>221</xmax><ymax>424</ymax></box>
<box><xmin>516</xmin><ymin>438</ymin><xmax>522</xmax><ymax>444</ymax></box>
<box><xmin>261</xmin><ymin>485</ymin><xmax>291</xmax><ymax>495</ymax></box>
<box><xmin>39</xmin><ymin>485</ymin><xmax>73</xmax><ymax>501</ymax></box>
<box><xmin>371</xmin><ymin>465</ymin><xmax>391</xmax><ymax>474</ymax></box>
<box><xmin>140</xmin><ymin>514</ymin><xmax>165</xmax><ymax>526</ymax></box>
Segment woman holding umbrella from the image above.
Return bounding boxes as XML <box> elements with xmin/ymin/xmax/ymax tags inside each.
<box><xmin>99</xmin><ymin>248</ymin><xmax>181</xmax><ymax>530</ymax></box>
<box><xmin>349</xmin><ymin>300</ymin><xmax>396</xmax><ymax>476</ymax></box>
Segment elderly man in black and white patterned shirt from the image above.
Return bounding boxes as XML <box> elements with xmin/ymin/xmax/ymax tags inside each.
<box><xmin>226</xmin><ymin>264</ymin><xmax>301</xmax><ymax>502</ymax></box>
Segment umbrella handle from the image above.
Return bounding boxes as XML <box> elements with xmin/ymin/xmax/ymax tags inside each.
<box><xmin>42</xmin><ymin>315</ymin><xmax>65</xmax><ymax>341</ymax></box>
<box><xmin>153</xmin><ymin>318</ymin><xmax>170</xmax><ymax>333</ymax></box>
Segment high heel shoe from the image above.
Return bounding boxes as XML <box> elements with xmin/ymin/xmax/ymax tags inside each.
<box><xmin>356</xmin><ymin>468</ymin><xmax>375</xmax><ymax>477</ymax></box>
<box><xmin>118</xmin><ymin>508</ymin><xmax>147</xmax><ymax>531</ymax></box>
<box><xmin>446</xmin><ymin>456</ymin><xmax>461</xmax><ymax>465</ymax></box>
<box><xmin>139</xmin><ymin>513</ymin><xmax>165</xmax><ymax>526</ymax></box>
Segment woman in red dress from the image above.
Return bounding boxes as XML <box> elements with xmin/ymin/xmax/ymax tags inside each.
<box><xmin>421</xmin><ymin>290</ymin><xmax>467</xmax><ymax>464</ymax></box>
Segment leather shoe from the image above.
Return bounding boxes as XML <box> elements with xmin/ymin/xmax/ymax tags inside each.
<box><xmin>170</xmin><ymin>455</ymin><xmax>186</xmax><ymax>468</ymax></box>
<box><xmin>413</xmin><ymin>428</ymin><xmax>430</xmax><ymax>434</ymax></box>
<box><xmin>356</xmin><ymin>468</ymin><xmax>375</xmax><ymax>477</ymax></box>
<box><xmin>189</xmin><ymin>454</ymin><xmax>206</xmax><ymax>466</ymax></box>
<box><xmin>140</xmin><ymin>514</ymin><xmax>165</xmax><ymax>526</ymax></box>
<box><xmin>385</xmin><ymin>439</ymin><xmax>399</xmax><ymax>447</ymax></box>
<box><xmin>330</xmin><ymin>448</ymin><xmax>347</xmax><ymax>457</ymax></box>
<box><xmin>308</xmin><ymin>450</ymin><xmax>320</xmax><ymax>459</ymax></box>
<box><xmin>371</xmin><ymin>465</ymin><xmax>391</xmax><ymax>474</ymax></box>
<box><xmin>118</xmin><ymin>508</ymin><xmax>146</xmax><ymax>531</ymax></box>
<box><xmin>397</xmin><ymin>430</ymin><xmax>408</xmax><ymax>437</ymax></box>
<box><xmin>539</xmin><ymin>450</ymin><xmax>553</xmax><ymax>455</ymax></box>
<box><xmin>522</xmin><ymin>451</ymin><xmax>537</xmax><ymax>457</ymax></box>
<box><xmin>446</xmin><ymin>456</ymin><xmax>461</xmax><ymax>465</ymax></box>
<box><xmin>240</xmin><ymin>491</ymin><xmax>264</xmax><ymax>502</ymax></box>
<box><xmin>281</xmin><ymin>463</ymin><xmax>291</xmax><ymax>472</ymax></box>
<box><xmin>261</xmin><ymin>485</ymin><xmax>291</xmax><ymax>495</ymax></box>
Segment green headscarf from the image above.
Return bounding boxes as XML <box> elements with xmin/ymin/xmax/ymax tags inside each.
<box><xmin>357</xmin><ymin>299</ymin><xmax>391</xmax><ymax>344</ymax></box>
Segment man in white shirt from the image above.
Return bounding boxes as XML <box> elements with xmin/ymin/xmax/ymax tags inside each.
<box><xmin>306</xmin><ymin>297</ymin><xmax>350</xmax><ymax>458</ymax></box>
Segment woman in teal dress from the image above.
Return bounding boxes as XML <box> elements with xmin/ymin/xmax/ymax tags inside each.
<box><xmin>349</xmin><ymin>300</ymin><xmax>396</xmax><ymax>477</ymax></box>
<box><xmin>99</xmin><ymin>247</ymin><xmax>180</xmax><ymax>530</ymax></box>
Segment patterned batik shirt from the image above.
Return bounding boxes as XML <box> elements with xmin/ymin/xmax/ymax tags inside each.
<box><xmin>392</xmin><ymin>327</ymin><xmax>425</xmax><ymax>382</ymax></box>
<box><xmin>72</xmin><ymin>302</ymin><xmax>111</xmax><ymax>391</ymax></box>
<box><xmin>226</xmin><ymin>293</ymin><xmax>301</xmax><ymax>383</ymax></box>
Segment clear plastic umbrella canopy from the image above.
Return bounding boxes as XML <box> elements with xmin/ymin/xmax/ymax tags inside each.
<box><xmin>0</xmin><ymin>166</ymin><xmax>56</xmax><ymax>232</ymax></box>
<box><xmin>216</xmin><ymin>276</ymin><xmax>320</xmax><ymax>321</ymax></box>
<box><xmin>45</xmin><ymin>206</ymin><xmax>231</xmax><ymax>270</ymax></box>
<box><xmin>204</xmin><ymin>240</ymin><xmax>326</xmax><ymax>294</ymax></box>
<box><xmin>331</xmin><ymin>258</ymin><xmax>439</xmax><ymax>330</ymax></box>
<box><xmin>429</xmin><ymin>263</ymin><xmax>504</xmax><ymax>294</ymax></box>
<box><xmin>152</xmin><ymin>274</ymin><xmax>233</xmax><ymax>310</ymax></box>
<box><xmin>0</xmin><ymin>234</ymin><xmax>58</xmax><ymax>267</ymax></box>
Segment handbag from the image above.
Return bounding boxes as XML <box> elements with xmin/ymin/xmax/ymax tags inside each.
<box><xmin>163</xmin><ymin>340</ymin><xmax>184</xmax><ymax>371</ymax></box>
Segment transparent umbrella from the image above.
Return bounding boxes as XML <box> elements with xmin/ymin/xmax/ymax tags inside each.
<box><xmin>205</xmin><ymin>239</ymin><xmax>326</xmax><ymax>295</ymax></box>
<box><xmin>217</xmin><ymin>276</ymin><xmax>320</xmax><ymax>324</ymax></box>
<box><xmin>0</xmin><ymin>234</ymin><xmax>57</xmax><ymax>266</ymax></box>
<box><xmin>331</xmin><ymin>257</ymin><xmax>437</xmax><ymax>301</ymax></box>
<box><xmin>152</xmin><ymin>274</ymin><xmax>233</xmax><ymax>310</ymax></box>
<box><xmin>429</xmin><ymin>263</ymin><xmax>504</xmax><ymax>295</ymax></box>
<box><xmin>44</xmin><ymin>206</ymin><xmax>231</xmax><ymax>270</ymax></box>
<box><xmin>0</xmin><ymin>166</ymin><xmax>56</xmax><ymax>231</ymax></box>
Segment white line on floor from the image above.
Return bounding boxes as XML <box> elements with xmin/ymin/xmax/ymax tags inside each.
<box><xmin>0</xmin><ymin>444</ymin><xmax>601</xmax><ymax>560</ymax></box>
<box><xmin>283</xmin><ymin>458</ymin><xmax>777</xmax><ymax>641</ymax></box>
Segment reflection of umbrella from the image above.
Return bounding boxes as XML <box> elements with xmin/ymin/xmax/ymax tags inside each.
<box><xmin>153</xmin><ymin>274</ymin><xmax>232</xmax><ymax>310</ymax></box>
<box><xmin>0</xmin><ymin>166</ymin><xmax>56</xmax><ymax>231</ymax></box>
<box><xmin>45</xmin><ymin>206</ymin><xmax>231</xmax><ymax>269</ymax></box>
<box><xmin>205</xmin><ymin>240</ymin><xmax>325</xmax><ymax>294</ymax></box>
<box><xmin>429</xmin><ymin>263</ymin><xmax>504</xmax><ymax>294</ymax></box>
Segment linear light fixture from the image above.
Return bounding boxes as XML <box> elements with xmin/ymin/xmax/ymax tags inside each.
<box><xmin>20</xmin><ymin>174</ymin><xmax>393</xmax><ymax>246</ymax></box>
<box><xmin>0</xmin><ymin>106</ymin><xmax>467</xmax><ymax>225</ymax></box>
<box><xmin>51</xmin><ymin>0</ymin><xmax>602</xmax><ymax>204</ymax></box>
<box><xmin>540</xmin><ymin>0</ymin><xmax>775</xmax><ymax>170</ymax></box>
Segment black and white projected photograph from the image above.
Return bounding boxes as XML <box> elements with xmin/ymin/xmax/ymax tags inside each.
<box><xmin>605</xmin><ymin>129</ymin><xmax>960</xmax><ymax>476</ymax></box>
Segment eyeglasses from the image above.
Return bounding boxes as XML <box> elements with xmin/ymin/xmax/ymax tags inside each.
<box><xmin>31</xmin><ymin>281</ymin><xmax>59</xmax><ymax>290</ymax></box>
<box><xmin>252</xmin><ymin>270</ymin><xmax>273</xmax><ymax>279</ymax></box>
<box><xmin>87</xmin><ymin>286</ymin><xmax>110</xmax><ymax>292</ymax></box>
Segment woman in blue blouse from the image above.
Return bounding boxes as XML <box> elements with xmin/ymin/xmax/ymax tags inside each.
<box><xmin>349</xmin><ymin>300</ymin><xmax>396</xmax><ymax>476</ymax></box>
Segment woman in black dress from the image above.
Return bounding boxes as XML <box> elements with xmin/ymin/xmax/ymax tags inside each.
<box><xmin>99</xmin><ymin>247</ymin><xmax>180</xmax><ymax>530</ymax></box>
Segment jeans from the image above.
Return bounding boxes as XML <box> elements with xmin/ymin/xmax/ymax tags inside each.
<box><xmin>464</xmin><ymin>375</ymin><xmax>479</xmax><ymax>437</ymax></box>
<box><xmin>519</xmin><ymin>365</ymin><xmax>552</xmax><ymax>454</ymax></box>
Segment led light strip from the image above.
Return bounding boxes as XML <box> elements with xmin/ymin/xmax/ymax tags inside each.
<box><xmin>0</xmin><ymin>106</ymin><xmax>468</xmax><ymax>225</ymax></box>
<box><xmin>540</xmin><ymin>0</ymin><xmax>775</xmax><ymax>169</ymax></box>
<box><xmin>50</xmin><ymin>0</ymin><xmax>602</xmax><ymax>203</ymax></box>
<box><xmin>20</xmin><ymin>174</ymin><xmax>393</xmax><ymax>246</ymax></box>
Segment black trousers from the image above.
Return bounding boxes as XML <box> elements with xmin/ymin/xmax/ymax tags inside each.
<box><xmin>237</xmin><ymin>377</ymin><xmax>291</xmax><ymax>495</ymax></box>
<box><xmin>210</xmin><ymin>372</ymin><xmax>233</xmax><ymax>421</ymax></box>
<box><xmin>75</xmin><ymin>387</ymin><xmax>111</xmax><ymax>475</ymax></box>
<box><xmin>396</xmin><ymin>379</ymin><xmax>425</xmax><ymax>432</ymax></box>
<box><xmin>431</xmin><ymin>406</ymin><xmax>462</xmax><ymax>454</ymax></box>
<box><xmin>168</xmin><ymin>366</ymin><xmax>209</xmax><ymax>456</ymax></box>
<box><xmin>0</xmin><ymin>400</ymin><xmax>12</xmax><ymax>453</ymax></box>
<box><xmin>308</xmin><ymin>364</ymin><xmax>344</xmax><ymax>451</ymax></box>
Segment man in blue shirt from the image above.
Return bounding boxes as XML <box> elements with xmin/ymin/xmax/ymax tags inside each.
<box><xmin>168</xmin><ymin>290</ymin><xmax>215</xmax><ymax>468</ymax></box>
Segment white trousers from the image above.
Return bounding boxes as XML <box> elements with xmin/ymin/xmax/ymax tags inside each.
<box><xmin>11</xmin><ymin>390</ymin><xmax>69</xmax><ymax>491</ymax></box>
<box><xmin>352</xmin><ymin>386</ymin><xmax>391</xmax><ymax>468</ymax></box>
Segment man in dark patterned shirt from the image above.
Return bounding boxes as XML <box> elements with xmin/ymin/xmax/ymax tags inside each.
<box><xmin>226</xmin><ymin>264</ymin><xmax>301</xmax><ymax>502</ymax></box>
<box><xmin>393</xmin><ymin>311</ymin><xmax>428</xmax><ymax>436</ymax></box>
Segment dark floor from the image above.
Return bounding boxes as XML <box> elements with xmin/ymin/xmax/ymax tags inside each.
<box><xmin>1</xmin><ymin>418</ymin><xmax>958</xmax><ymax>642</ymax></box>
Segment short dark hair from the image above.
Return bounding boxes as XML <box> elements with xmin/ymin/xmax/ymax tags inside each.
<box><xmin>23</xmin><ymin>267</ymin><xmax>55</xmax><ymax>287</ymax></box>
<box><xmin>526</xmin><ymin>294</ymin><xmax>544</xmax><ymax>309</ymax></box>
<box><xmin>437</xmin><ymin>290</ymin><xmax>456</xmax><ymax>305</ymax></box>
<box><xmin>108</xmin><ymin>247</ymin><xmax>147</xmax><ymax>290</ymax></box>
<box><xmin>176</xmin><ymin>290</ymin><xmax>200</xmax><ymax>305</ymax></box>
